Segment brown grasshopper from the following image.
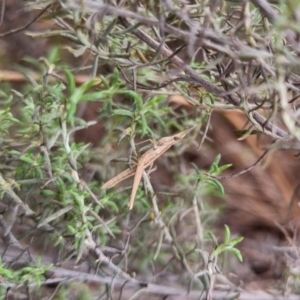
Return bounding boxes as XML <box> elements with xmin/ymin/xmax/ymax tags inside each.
<box><xmin>101</xmin><ymin>126</ymin><xmax>195</xmax><ymax>209</ymax></box>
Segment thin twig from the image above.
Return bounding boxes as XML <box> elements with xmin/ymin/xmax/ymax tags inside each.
<box><xmin>0</xmin><ymin>4</ymin><xmax>50</xmax><ymax>37</ymax></box>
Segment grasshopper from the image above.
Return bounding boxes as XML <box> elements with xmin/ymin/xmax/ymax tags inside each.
<box><xmin>102</xmin><ymin>126</ymin><xmax>195</xmax><ymax>209</ymax></box>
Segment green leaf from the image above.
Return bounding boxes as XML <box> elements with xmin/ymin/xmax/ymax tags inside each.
<box><xmin>35</xmin><ymin>167</ymin><xmax>44</xmax><ymax>179</ymax></box>
<box><xmin>151</xmin><ymin>112</ymin><xmax>166</xmax><ymax>128</ymax></box>
<box><xmin>209</xmin><ymin>163</ymin><xmax>218</xmax><ymax>173</ymax></box>
<box><xmin>19</xmin><ymin>155</ymin><xmax>35</xmax><ymax>164</ymax></box>
<box><xmin>54</xmin><ymin>235</ymin><xmax>63</xmax><ymax>247</ymax></box>
<box><xmin>211</xmin><ymin>235</ymin><xmax>244</xmax><ymax>258</ymax></box>
<box><xmin>224</xmin><ymin>224</ymin><xmax>231</xmax><ymax>244</ymax></box>
<box><xmin>8</xmin><ymin>150</ymin><xmax>21</xmax><ymax>156</ymax></box>
<box><xmin>229</xmin><ymin>248</ymin><xmax>243</xmax><ymax>262</ymax></box>
<box><xmin>212</xmin><ymin>154</ymin><xmax>221</xmax><ymax>166</ymax></box>
<box><xmin>75</xmin><ymin>235</ymin><xmax>86</xmax><ymax>263</ymax></box>
<box><xmin>38</xmin><ymin>205</ymin><xmax>73</xmax><ymax>228</ymax></box>
<box><xmin>111</xmin><ymin>109</ymin><xmax>133</xmax><ymax>118</ymax></box>
<box><xmin>227</xmin><ymin>236</ymin><xmax>244</xmax><ymax>247</ymax></box>
<box><xmin>189</xmin><ymin>174</ymin><xmax>202</xmax><ymax>182</ymax></box>
<box><xmin>64</xmin><ymin>69</ymin><xmax>75</xmax><ymax>96</ymax></box>
<box><xmin>48</xmin><ymin>46</ymin><xmax>60</xmax><ymax>64</ymax></box>
<box><xmin>147</xmin><ymin>95</ymin><xmax>166</xmax><ymax>106</ymax></box>
<box><xmin>70</xmin><ymin>79</ymin><xmax>98</xmax><ymax>103</ymax></box>
<box><xmin>145</xmin><ymin>126</ymin><xmax>158</xmax><ymax>139</ymax></box>
<box><xmin>0</xmin><ymin>90</ymin><xmax>8</xmax><ymax>98</ymax></box>
<box><xmin>207</xmin><ymin>231</ymin><xmax>218</xmax><ymax>247</ymax></box>
<box><xmin>191</xmin><ymin>162</ymin><xmax>201</xmax><ymax>176</ymax></box>
<box><xmin>217</xmin><ymin>164</ymin><xmax>232</xmax><ymax>173</ymax></box>
<box><xmin>116</xmin><ymin>90</ymin><xmax>143</xmax><ymax>109</ymax></box>
<box><xmin>79</xmin><ymin>90</ymin><xmax>111</xmax><ymax>102</ymax></box>
<box><xmin>100</xmin><ymin>75</ymin><xmax>110</xmax><ymax>90</ymax></box>
<box><xmin>67</xmin><ymin>225</ymin><xmax>77</xmax><ymax>234</ymax></box>
<box><xmin>40</xmin><ymin>189</ymin><xmax>56</xmax><ymax>197</ymax></box>
<box><xmin>140</xmin><ymin>114</ymin><xmax>148</xmax><ymax>137</ymax></box>
<box><xmin>112</xmin><ymin>68</ymin><xmax>120</xmax><ymax>86</ymax></box>
<box><xmin>211</xmin><ymin>244</ymin><xmax>227</xmax><ymax>257</ymax></box>
<box><xmin>208</xmin><ymin>93</ymin><xmax>216</xmax><ymax>104</ymax></box>
<box><xmin>106</xmin><ymin>200</ymin><xmax>119</xmax><ymax>212</ymax></box>
<box><xmin>206</xmin><ymin>178</ymin><xmax>225</xmax><ymax>196</ymax></box>
<box><xmin>56</xmin><ymin>177</ymin><xmax>66</xmax><ymax>193</ymax></box>
<box><xmin>101</xmin><ymin>195</ymin><xmax>119</xmax><ymax>212</ymax></box>
<box><xmin>102</xmin><ymin>18</ymin><xmax>118</xmax><ymax>38</ymax></box>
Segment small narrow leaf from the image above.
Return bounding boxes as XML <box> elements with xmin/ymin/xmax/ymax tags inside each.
<box><xmin>236</xmin><ymin>126</ymin><xmax>257</xmax><ymax>141</ymax></box>
<box><xmin>140</xmin><ymin>114</ymin><xmax>148</xmax><ymax>137</ymax></box>
<box><xmin>229</xmin><ymin>248</ymin><xmax>243</xmax><ymax>262</ymax></box>
<box><xmin>212</xmin><ymin>154</ymin><xmax>221</xmax><ymax>165</ymax></box>
<box><xmin>209</xmin><ymin>162</ymin><xmax>219</xmax><ymax>173</ymax></box>
<box><xmin>100</xmin><ymin>75</ymin><xmax>110</xmax><ymax>90</ymax></box>
<box><xmin>207</xmin><ymin>231</ymin><xmax>218</xmax><ymax>247</ymax></box>
<box><xmin>227</xmin><ymin>236</ymin><xmax>244</xmax><ymax>247</ymax></box>
<box><xmin>112</xmin><ymin>67</ymin><xmax>120</xmax><ymax>85</ymax></box>
<box><xmin>112</xmin><ymin>109</ymin><xmax>133</xmax><ymax>117</ymax></box>
<box><xmin>191</xmin><ymin>162</ymin><xmax>201</xmax><ymax>176</ymax></box>
<box><xmin>116</xmin><ymin>90</ymin><xmax>143</xmax><ymax>109</ymax></box>
<box><xmin>78</xmin><ymin>90</ymin><xmax>109</xmax><ymax>102</ymax></box>
<box><xmin>217</xmin><ymin>164</ymin><xmax>232</xmax><ymax>173</ymax></box>
<box><xmin>67</xmin><ymin>225</ymin><xmax>77</xmax><ymax>234</ymax></box>
<box><xmin>224</xmin><ymin>224</ymin><xmax>230</xmax><ymax>244</ymax></box>
<box><xmin>64</xmin><ymin>69</ymin><xmax>75</xmax><ymax>95</ymax></box>
<box><xmin>206</xmin><ymin>178</ymin><xmax>225</xmax><ymax>196</ymax></box>
<box><xmin>38</xmin><ymin>205</ymin><xmax>73</xmax><ymax>228</ymax></box>
<box><xmin>19</xmin><ymin>156</ymin><xmax>35</xmax><ymax>164</ymax></box>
